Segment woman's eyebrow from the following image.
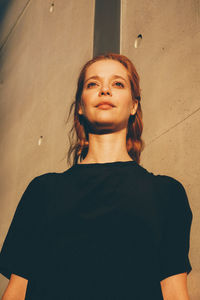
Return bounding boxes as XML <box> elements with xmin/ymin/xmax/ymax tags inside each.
<box><xmin>84</xmin><ymin>75</ymin><xmax>128</xmax><ymax>84</ymax></box>
<box><xmin>112</xmin><ymin>75</ymin><xmax>128</xmax><ymax>83</ymax></box>
<box><xmin>84</xmin><ymin>75</ymin><xmax>100</xmax><ymax>84</ymax></box>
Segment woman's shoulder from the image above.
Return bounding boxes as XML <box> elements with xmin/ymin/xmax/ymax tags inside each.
<box><xmin>27</xmin><ymin>169</ymin><xmax>77</xmax><ymax>195</ymax></box>
<box><xmin>20</xmin><ymin>172</ymin><xmax>64</xmax><ymax>204</ymax></box>
<box><xmin>136</xmin><ymin>165</ymin><xmax>190</xmax><ymax>204</ymax></box>
<box><xmin>132</xmin><ymin>163</ymin><xmax>182</xmax><ymax>187</ymax></box>
<box><xmin>29</xmin><ymin>170</ymin><xmax>67</xmax><ymax>186</ymax></box>
<box><xmin>152</xmin><ymin>173</ymin><xmax>192</xmax><ymax>217</ymax></box>
<box><xmin>136</xmin><ymin>163</ymin><xmax>185</xmax><ymax>189</ymax></box>
<box><xmin>153</xmin><ymin>173</ymin><xmax>187</xmax><ymax>195</ymax></box>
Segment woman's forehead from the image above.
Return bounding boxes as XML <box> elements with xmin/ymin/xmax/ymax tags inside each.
<box><xmin>85</xmin><ymin>59</ymin><xmax>129</xmax><ymax>80</ymax></box>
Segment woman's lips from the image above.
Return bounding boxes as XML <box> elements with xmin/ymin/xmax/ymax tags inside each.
<box><xmin>96</xmin><ymin>104</ymin><xmax>114</xmax><ymax>109</ymax></box>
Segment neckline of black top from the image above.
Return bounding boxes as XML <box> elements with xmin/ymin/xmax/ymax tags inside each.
<box><xmin>72</xmin><ymin>160</ymin><xmax>138</xmax><ymax>168</ymax></box>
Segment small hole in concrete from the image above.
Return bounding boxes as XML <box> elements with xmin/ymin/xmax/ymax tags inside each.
<box><xmin>134</xmin><ymin>34</ymin><xmax>143</xmax><ymax>48</ymax></box>
<box><xmin>38</xmin><ymin>136</ymin><xmax>43</xmax><ymax>146</ymax></box>
<box><xmin>49</xmin><ymin>3</ymin><xmax>54</xmax><ymax>13</ymax></box>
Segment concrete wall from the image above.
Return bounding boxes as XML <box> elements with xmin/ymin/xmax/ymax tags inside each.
<box><xmin>0</xmin><ymin>0</ymin><xmax>94</xmax><ymax>295</ymax></box>
<box><xmin>0</xmin><ymin>0</ymin><xmax>199</xmax><ymax>298</ymax></box>
<box><xmin>121</xmin><ymin>0</ymin><xmax>200</xmax><ymax>299</ymax></box>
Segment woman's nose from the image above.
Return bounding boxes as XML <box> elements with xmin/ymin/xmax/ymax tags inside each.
<box><xmin>99</xmin><ymin>85</ymin><xmax>112</xmax><ymax>96</ymax></box>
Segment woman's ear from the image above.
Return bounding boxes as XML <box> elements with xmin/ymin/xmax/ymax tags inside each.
<box><xmin>78</xmin><ymin>102</ymin><xmax>83</xmax><ymax>115</ymax></box>
<box><xmin>131</xmin><ymin>100</ymin><xmax>138</xmax><ymax>116</ymax></box>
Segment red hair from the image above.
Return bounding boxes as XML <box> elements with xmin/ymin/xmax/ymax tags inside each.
<box><xmin>66</xmin><ymin>53</ymin><xmax>145</xmax><ymax>166</ymax></box>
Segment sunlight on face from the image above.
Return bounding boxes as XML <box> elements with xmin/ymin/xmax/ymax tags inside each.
<box><xmin>79</xmin><ymin>59</ymin><xmax>137</xmax><ymax>132</ymax></box>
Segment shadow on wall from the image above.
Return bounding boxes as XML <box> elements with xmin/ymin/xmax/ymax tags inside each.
<box><xmin>0</xmin><ymin>0</ymin><xmax>13</xmax><ymax>41</ymax></box>
<box><xmin>0</xmin><ymin>0</ymin><xmax>12</xmax><ymax>19</ymax></box>
<box><xmin>0</xmin><ymin>0</ymin><xmax>31</xmax><ymax>87</ymax></box>
<box><xmin>0</xmin><ymin>0</ymin><xmax>31</xmax><ymax>57</ymax></box>
<box><xmin>0</xmin><ymin>0</ymin><xmax>13</xmax><ymax>75</ymax></box>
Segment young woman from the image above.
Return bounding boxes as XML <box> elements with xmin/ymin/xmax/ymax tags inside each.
<box><xmin>0</xmin><ymin>53</ymin><xmax>193</xmax><ymax>299</ymax></box>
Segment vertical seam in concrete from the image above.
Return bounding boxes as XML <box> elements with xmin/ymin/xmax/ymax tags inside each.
<box><xmin>146</xmin><ymin>106</ymin><xmax>200</xmax><ymax>147</ymax></box>
<box><xmin>91</xmin><ymin>0</ymin><xmax>96</xmax><ymax>57</ymax></box>
<box><xmin>93</xmin><ymin>0</ymin><xmax>120</xmax><ymax>56</ymax></box>
<box><xmin>120</xmin><ymin>0</ymin><xmax>122</xmax><ymax>54</ymax></box>
<box><xmin>0</xmin><ymin>0</ymin><xmax>32</xmax><ymax>52</ymax></box>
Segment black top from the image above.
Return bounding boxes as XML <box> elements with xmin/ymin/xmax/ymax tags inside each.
<box><xmin>0</xmin><ymin>161</ymin><xmax>193</xmax><ymax>299</ymax></box>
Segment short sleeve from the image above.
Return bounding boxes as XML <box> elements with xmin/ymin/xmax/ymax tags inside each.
<box><xmin>159</xmin><ymin>176</ymin><xmax>193</xmax><ymax>282</ymax></box>
<box><xmin>0</xmin><ymin>176</ymin><xmax>46</xmax><ymax>280</ymax></box>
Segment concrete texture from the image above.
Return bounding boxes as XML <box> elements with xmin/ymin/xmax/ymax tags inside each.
<box><xmin>121</xmin><ymin>0</ymin><xmax>200</xmax><ymax>298</ymax></box>
<box><xmin>0</xmin><ymin>0</ymin><xmax>94</xmax><ymax>296</ymax></box>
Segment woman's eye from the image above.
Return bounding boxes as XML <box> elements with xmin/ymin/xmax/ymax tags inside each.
<box><xmin>114</xmin><ymin>81</ymin><xmax>124</xmax><ymax>88</ymax></box>
<box><xmin>87</xmin><ymin>82</ymin><xmax>97</xmax><ymax>88</ymax></box>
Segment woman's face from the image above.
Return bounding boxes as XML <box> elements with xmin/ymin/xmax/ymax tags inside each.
<box><xmin>78</xmin><ymin>59</ymin><xmax>138</xmax><ymax>132</ymax></box>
